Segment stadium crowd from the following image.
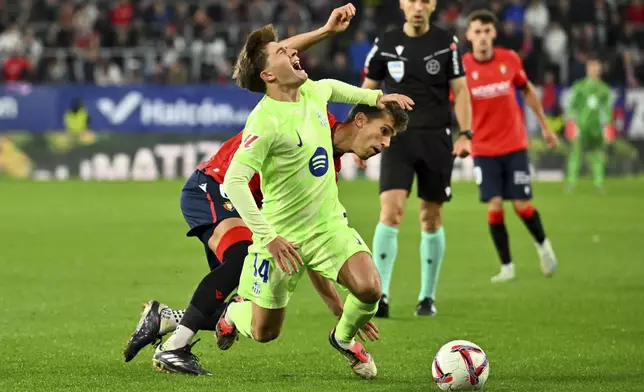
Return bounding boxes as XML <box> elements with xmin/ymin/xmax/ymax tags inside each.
<box><xmin>0</xmin><ymin>0</ymin><xmax>643</xmax><ymax>87</ymax></box>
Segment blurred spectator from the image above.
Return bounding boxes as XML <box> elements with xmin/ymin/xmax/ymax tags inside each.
<box><xmin>94</xmin><ymin>58</ymin><xmax>123</xmax><ymax>86</ymax></box>
<box><xmin>248</xmin><ymin>0</ymin><xmax>274</xmax><ymax>29</ymax></box>
<box><xmin>496</xmin><ymin>21</ymin><xmax>522</xmax><ymax>52</ymax></box>
<box><xmin>191</xmin><ymin>26</ymin><xmax>228</xmax><ymax>82</ymax></box>
<box><xmin>166</xmin><ymin>61</ymin><xmax>188</xmax><ymax>84</ymax></box>
<box><xmin>2</xmin><ymin>49</ymin><xmax>31</xmax><ymax>82</ymax></box>
<box><xmin>112</xmin><ymin>0</ymin><xmax>133</xmax><ymax>27</ymax></box>
<box><xmin>524</xmin><ymin>0</ymin><xmax>549</xmax><ymax>38</ymax></box>
<box><xmin>23</xmin><ymin>28</ymin><xmax>43</xmax><ymax>69</ymax></box>
<box><xmin>0</xmin><ymin>21</ymin><xmax>22</xmax><ymax>54</ymax></box>
<box><xmin>438</xmin><ymin>3</ymin><xmax>461</xmax><ymax>29</ymax></box>
<box><xmin>348</xmin><ymin>30</ymin><xmax>370</xmax><ymax>77</ymax></box>
<box><xmin>503</xmin><ymin>0</ymin><xmax>525</xmax><ymax>34</ymax></box>
<box><xmin>159</xmin><ymin>24</ymin><xmax>186</xmax><ymax>68</ymax></box>
<box><xmin>626</xmin><ymin>0</ymin><xmax>644</xmax><ymax>25</ymax></box>
<box><xmin>145</xmin><ymin>0</ymin><xmax>173</xmax><ymax>34</ymax></box>
<box><xmin>544</xmin><ymin>21</ymin><xmax>569</xmax><ymax>83</ymax></box>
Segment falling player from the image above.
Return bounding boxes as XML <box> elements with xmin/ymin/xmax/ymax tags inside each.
<box><xmin>463</xmin><ymin>10</ymin><xmax>558</xmax><ymax>282</ymax></box>
<box><xmin>216</xmin><ymin>23</ymin><xmax>413</xmax><ymax>379</ymax></box>
<box><xmin>125</xmin><ymin>104</ymin><xmax>408</xmax><ymax>374</ymax></box>
<box><xmin>362</xmin><ymin>0</ymin><xmax>472</xmax><ymax>317</ymax></box>
<box><xmin>123</xmin><ymin>5</ymin><xmax>409</xmax><ymax>375</ymax></box>
<box><xmin>565</xmin><ymin>56</ymin><xmax>613</xmax><ymax>193</ymax></box>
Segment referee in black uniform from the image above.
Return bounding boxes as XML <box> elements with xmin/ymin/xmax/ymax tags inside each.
<box><xmin>361</xmin><ymin>0</ymin><xmax>472</xmax><ymax>317</ymax></box>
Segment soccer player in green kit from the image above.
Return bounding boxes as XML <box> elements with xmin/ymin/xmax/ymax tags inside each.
<box><xmin>217</xmin><ymin>17</ymin><xmax>414</xmax><ymax>380</ymax></box>
<box><xmin>566</xmin><ymin>56</ymin><xmax>613</xmax><ymax>192</ymax></box>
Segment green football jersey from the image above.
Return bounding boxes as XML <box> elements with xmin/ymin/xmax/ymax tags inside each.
<box><xmin>232</xmin><ymin>79</ymin><xmax>376</xmax><ymax>244</ymax></box>
<box><xmin>567</xmin><ymin>78</ymin><xmax>612</xmax><ymax>136</ymax></box>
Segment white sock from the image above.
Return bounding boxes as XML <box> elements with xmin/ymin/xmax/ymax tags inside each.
<box><xmin>161</xmin><ymin>325</ymin><xmax>195</xmax><ymax>351</ymax></box>
<box><xmin>334</xmin><ymin>331</ymin><xmax>354</xmax><ymax>350</ymax></box>
<box><xmin>159</xmin><ymin>308</ymin><xmax>185</xmax><ymax>335</ymax></box>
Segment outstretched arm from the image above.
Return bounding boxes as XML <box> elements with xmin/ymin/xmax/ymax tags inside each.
<box><xmin>280</xmin><ymin>3</ymin><xmax>356</xmax><ymax>53</ymax></box>
<box><xmin>313</xmin><ymin>79</ymin><xmax>414</xmax><ymax>110</ymax></box>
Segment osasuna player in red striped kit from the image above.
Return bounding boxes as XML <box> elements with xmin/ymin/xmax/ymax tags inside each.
<box><xmin>463</xmin><ymin>10</ymin><xmax>558</xmax><ymax>282</ymax></box>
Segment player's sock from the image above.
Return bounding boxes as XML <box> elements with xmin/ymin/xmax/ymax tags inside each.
<box><xmin>373</xmin><ymin>222</ymin><xmax>398</xmax><ymax>296</ymax></box>
<box><xmin>515</xmin><ymin>205</ymin><xmax>546</xmax><ymax>245</ymax></box>
<box><xmin>566</xmin><ymin>140</ymin><xmax>581</xmax><ymax>186</ymax></box>
<box><xmin>488</xmin><ymin>210</ymin><xmax>511</xmax><ymax>265</ymax></box>
<box><xmin>590</xmin><ymin>149</ymin><xmax>605</xmax><ymax>188</ymax></box>
<box><xmin>419</xmin><ymin>227</ymin><xmax>446</xmax><ymax>301</ymax></box>
<box><xmin>159</xmin><ymin>308</ymin><xmax>185</xmax><ymax>335</ymax></box>
<box><xmin>180</xmin><ymin>227</ymin><xmax>252</xmax><ymax>333</ymax></box>
<box><xmin>226</xmin><ymin>300</ymin><xmax>254</xmax><ymax>339</ymax></box>
<box><xmin>160</xmin><ymin>325</ymin><xmax>195</xmax><ymax>351</ymax></box>
<box><xmin>334</xmin><ymin>294</ymin><xmax>378</xmax><ymax>349</ymax></box>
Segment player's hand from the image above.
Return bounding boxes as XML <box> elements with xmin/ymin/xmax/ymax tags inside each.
<box><xmin>353</xmin><ymin>153</ymin><xmax>367</xmax><ymax>169</ymax></box>
<box><xmin>356</xmin><ymin>321</ymin><xmax>380</xmax><ymax>342</ymax></box>
<box><xmin>377</xmin><ymin>93</ymin><xmax>414</xmax><ymax>111</ymax></box>
<box><xmin>267</xmin><ymin>236</ymin><xmax>303</xmax><ymax>274</ymax></box>
<box><xmin>542</xmin><ymin>126</ymin><xmax>558</xmax><ymax>148</ymax></box>
<box><xmin>324</xmin><ymin>3</ymin><xmax>356</xmax><ymax>34</ymax></box>
<box><xmin>452</xmin><ymin>135</ymin><xmax>471</xmax><ymax>158</ymax></box>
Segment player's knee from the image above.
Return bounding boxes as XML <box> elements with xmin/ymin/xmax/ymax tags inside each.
<box><xmin>354</xmin><ymin>274</ymin><xmax>382</xmax><ymax>304</ymax></box>
<box><xmin>355</xmin><ymin>285</ymin><xmax>382</xmax><ymax>304</ymax></box>
<box><xmin>252</xmin><ymin>325</ymin><xmax>281</xmax><ymax>343</ymax></box>
<box><xmin>512</xmin><ymin>200</ymin><xmax>532</xmax><ymax>212</ymax></box>
<box><xmin>379</xmin><ymin>192</ymin><xmax>406</xmax><ymax>227</ymax></box>
<box><xmin>487</xmin><ymin>197</ymin><xmax>503</xmax><ymax>212</ymax></box>
<box><xmin>379</xmin><ymin>207</ymin><xmax>403</xmax><ymax>227</ymax></box>
<box><xmin>420</xmin><ymin>205</ymin><xmax>442</xmax><ymax>232</ymax></box>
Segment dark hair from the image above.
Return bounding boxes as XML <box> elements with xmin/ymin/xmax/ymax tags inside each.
<box><xmin>347</xmin><ymin>102</ymin><xmax>409</xmax><ymax>132</ymax></box>
<box><xmin>467</xmin><ymin>10</ymin><xmax>498</xmax><ymax>26</ymax></box>
<box><xmin>586</xmin><ymin>52</ymin><xmax>601</xmax><ymax>63</ymax></box>
<box><xmin>233</xmin><ymin>24</ymin><xmax>278</xmax><ymax>93</ymax></box>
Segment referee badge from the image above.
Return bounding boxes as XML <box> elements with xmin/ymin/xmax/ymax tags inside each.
<box><xmin>426</xmin><ymin>59</ymin><xmax>441</xmax><ymax>75</ymax></box>
<box><xmin>387</xmin><ymin>61</ymin><xmax>405</xmax><ymax>82</ymax></box>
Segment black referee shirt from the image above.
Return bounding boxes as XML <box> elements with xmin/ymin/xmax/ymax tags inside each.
<box><xmin>364</xmin><ymin>26</ymin><xmax>465</xmax><ymax>131</ymax></box>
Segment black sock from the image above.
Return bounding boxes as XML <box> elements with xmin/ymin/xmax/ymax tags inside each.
<box><xmin>489</xmin><ymin>222</ymin><xmax>511</xmax><ymax>265</ymax></box>
<box><xmin>517</xmin><ymin>207</ymin><xmax>546</xmax><ymax>244</ymax></box>
<box><xmin>488</xmin><ymin>210</ymin><xmax>511</xmax><ymax>265</ymax></box>
<box><xmin>179</xmin><ymin>240</ymin><xmax>251</xmax><ymax>332</ymax></box>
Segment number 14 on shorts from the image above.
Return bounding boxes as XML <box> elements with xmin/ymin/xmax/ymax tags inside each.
<box><xmin>253</xmin><ymin>254</ymin><xmax>270</xmax><ymax>283</ymax></box>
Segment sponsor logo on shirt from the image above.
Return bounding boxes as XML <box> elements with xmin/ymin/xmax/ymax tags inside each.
<box><xmin>309</xmin><ymin>147</ymin><xmax>329</xmax><ymax>177</ymax></box>
<box><xmin>471</xmin><ymin>81</ymin><xmax>512</xmax><ymax>99</ymax></box>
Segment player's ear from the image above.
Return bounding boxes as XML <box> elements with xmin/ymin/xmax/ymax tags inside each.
<box><xmin>491</xmin><ymin>25</ymin><xmax>497</xmax><ymax>39</ymax></box>
<box><xmin>260</xmin><ymin>70</ymin><xmax>275</xmax><ymax>83</ymax></box>
<box><xmin>466</xmin><ymin>25</ymin><xmax>473</xmax><ymax>41</ymax></box>
<box><xmin>354</xmin><ymin>112</ymin><xmax>367</xmax><ymax>129</ymax></box>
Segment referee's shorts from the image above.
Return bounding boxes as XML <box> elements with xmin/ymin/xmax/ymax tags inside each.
<box><xmin>379</xmin><ymin>128</ymin><xmax>454</xmax><ymax>203</ymax></box>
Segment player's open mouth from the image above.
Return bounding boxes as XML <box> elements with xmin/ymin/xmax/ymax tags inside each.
<box><xmin>292</xmin><ymin>60</ymin><xmax>303</xmax><ymax>71</ymax></box>
<box><xmin>372</xmin><ymin>147</ymin><xmax>381</xmax><ymax>155</ymax></box>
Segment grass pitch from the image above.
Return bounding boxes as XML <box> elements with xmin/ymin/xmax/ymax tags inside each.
<box><xmin>1</xmin><ymin>179</ymin><xmax>643</xmax><ymax>392</ymax></box>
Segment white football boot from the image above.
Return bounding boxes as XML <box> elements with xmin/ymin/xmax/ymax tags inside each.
<box><xmin>490</xmin><ymin>263</ymin><xmax>516</xmax><ymax>283</ymax></box>
<box><xmin>536</xmin><ymin>238</ymin><xmax>557</xmax><ymax>277</ymax></box>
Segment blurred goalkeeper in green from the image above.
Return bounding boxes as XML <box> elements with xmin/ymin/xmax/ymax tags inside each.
<box><xmin>565</xmin><ymin>56</ymin><xmax>614</xmax><ymax>192</ymax></box>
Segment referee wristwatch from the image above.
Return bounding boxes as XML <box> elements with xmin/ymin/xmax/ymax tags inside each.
<box><xmin>459</xmin><ymin>130</ymin><xmax>473</xmax><ymax>140</ymax></box>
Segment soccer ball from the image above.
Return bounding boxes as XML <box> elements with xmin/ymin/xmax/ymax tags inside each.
<box><xmin>432</xmin><ymin>340</ymin><xmax>490</xmax><ymax>391</ymax></box>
